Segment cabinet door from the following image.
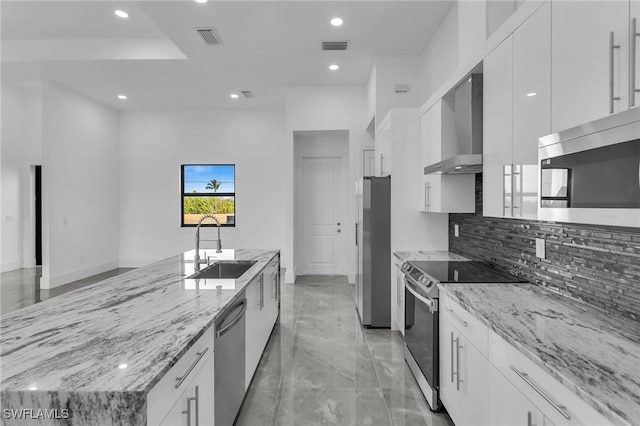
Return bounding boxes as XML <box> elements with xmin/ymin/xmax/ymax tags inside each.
<box><xmin>483</xmin><ymin>36</ymin><xmax>514</xmax><ymax>218</ymax></box>
<box><xmin>161</xmin><ymin>351</ymin><xmax>215</xmax><ymax>426</ymax></box>
<box><xmin>439</xmin><ymin>317</ymin><xmax>460</xmax><ymax>425</ymax></box>
<box><xmin>244</xmin><ymin>277</ymin><xmax>261</xmax><ymax>389</ymax></box>
<box><xmin>377</xmin><ymin>121</ymin><xmax>392</xmax><ymax>177</ymax></box>
<box><xmin>458</xmin><ymin>335</ymin><xmax>489</xmax><ymax>425</ymax></box>
<box><xmin>551</xmin><ymin>0</ymin><xmax>630</xmax><ymax>132</ymax></box>
<box><xmin>489</xmin><ymin>365</ymin><xmax>544</xmax><ymax>426</ymax></box>
<box><xmin>632</xmin><ymin>0</ymin><xmax>640</xmax><ymax>108</ymax></box>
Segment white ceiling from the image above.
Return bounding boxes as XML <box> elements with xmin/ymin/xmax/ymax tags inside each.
<box><xmin>1</xmin><ymin>1</ymin><xmax>454</xmax><ymax>110</ymax></box>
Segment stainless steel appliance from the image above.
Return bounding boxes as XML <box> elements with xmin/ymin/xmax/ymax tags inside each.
<box><xmin>401</xmin><ymin>260</ymin><xmax>526</xmax><ymax>411</ymax></box>
<box><xmin>355</xmin><ymin>176</ymin><xmax>391</xmax><ymax>328</ymax></box>
<box><xmin>539</xmin><ymin>107</ymin><xmax>640</xmax><ymax>227</ymax></box>
<box><xmin>214</xmin><ymin>293</ymin><xmax>246</xmax><ymax>426</ymax></box>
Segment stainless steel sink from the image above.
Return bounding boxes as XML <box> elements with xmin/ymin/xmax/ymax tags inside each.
<box><xmin>188</xmin><ymin>260</ymin><xmax>256</xmax><ymax>279</ymax></box>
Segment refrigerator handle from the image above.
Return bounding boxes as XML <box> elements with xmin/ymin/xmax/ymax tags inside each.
<box><xmin>355</xmin><ymin>222</ymin><xmax>358</xmax><ymax>246</ymax></box>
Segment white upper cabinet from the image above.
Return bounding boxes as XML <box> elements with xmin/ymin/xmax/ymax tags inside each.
<box><xmin>483</xmin><ymin>2</ymin><xmax>550</xmax><ymax>220</ymax></box>
<box><xmin>633</xmin><ymin>0</ymin><xmax>640</xmax><ymax>108</ymax></box>
<box><xmin>376</xmin><ymin>117</ymin><xmax>392</xmax><ymax>177</ymax></box>
<box><xmin>551</xmin><ymin>0</ymin><xmax>634</xmax><ymax>132</ymax></box>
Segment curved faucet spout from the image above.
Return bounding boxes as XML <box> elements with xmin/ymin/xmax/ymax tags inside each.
<box><xmin>194</xmin><ymin>214</ymin><xmax>223</xmax><ymax>271</ymax></box>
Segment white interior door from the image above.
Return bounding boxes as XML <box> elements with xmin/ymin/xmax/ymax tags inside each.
<box><xmin>299</xmin><ymin>156</ymin><xmax>346</xmax><ymax>275</ymax></box>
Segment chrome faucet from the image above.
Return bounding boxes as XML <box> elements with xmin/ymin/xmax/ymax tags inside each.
<box><xmin>194</xmin><ymin>214</ymin><xmax>223</xmax><ymax>271</ymax></box>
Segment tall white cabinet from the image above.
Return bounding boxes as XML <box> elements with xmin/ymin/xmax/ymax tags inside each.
<box><xmin>483</xmin><ymin>1</ymin><xmax>550</xmax><ymax>219</ymax></box>
<box><xmin>551</xmin><ymin>0</ymin><xmax>639</xmax><ymax>132</ymax></box>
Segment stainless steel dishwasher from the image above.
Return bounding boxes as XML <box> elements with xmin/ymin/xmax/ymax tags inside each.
<box><xmin>214</xmin><ymin>292</ymin><xmax>246</xmax><ymax>426</ymax></box>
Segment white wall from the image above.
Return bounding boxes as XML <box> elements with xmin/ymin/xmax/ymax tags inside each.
<box><xmin>118</xmin><ymin>109</ymin><xmax>287</xmax><ymax>269</ymax></box>
<box><xmin>374</xmin><ymin>56</ymin><xmax>423</xmax><ymax>123</ymax></box>
<box><xmin>419</xmin><ymin>3</ymin><xmax>460</xmax><ymax>103</ymax></box>
<box><xmin>285</xmin><ymin>86</ymin><xmax>370</xmax><ymax>283</ymax></box>
<box><xmin>1</xmin><ymin>84</ymin><xmax>44</xmax><ymax>272</ymax></box>
<box><xmin>40</xmin><ymin>82</ymin><xmax>120</xmax><ymax>288</ymax></box>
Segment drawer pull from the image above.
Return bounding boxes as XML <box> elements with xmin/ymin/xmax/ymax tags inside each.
<box><xmin>447</xmin><ymin>309</ymin><xmax>468</xmax><ymax>327</ymax></box>
<box><xmin>175</xmin><ymin>347</ymin><xmax>210</xmax><ymax>389</ymax></box>
<box><xmin>510</xmin><ymin>365</ymin><xmax>571</xmax><ymax>420</ymax></box>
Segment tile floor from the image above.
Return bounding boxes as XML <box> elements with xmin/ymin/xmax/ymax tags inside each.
<box><xmin>0</xmin><ymin>267</ymin><xmax>135</xmax><ymax>315</ymax></box>
<box><xmin>236</xmin><ymin>275</ymin><xmax>453</xmax><ymax>426</ymax></box>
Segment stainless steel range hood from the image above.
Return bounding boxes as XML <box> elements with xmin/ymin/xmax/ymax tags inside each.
<box><xmin>424</xmin><ymin>74</ymin><xmax>483</xmax><ymax>175</ymax></box>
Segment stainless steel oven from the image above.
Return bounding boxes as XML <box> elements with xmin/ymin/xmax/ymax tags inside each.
<box><xmin>401</xmin><ymin>260</ymin><xmax>528</xmax><ymax>412</ymax></box>
<box><xmin>403</xmin><ymin>271</ymin><xmax>440</xmax><ymax>411</ymax></box>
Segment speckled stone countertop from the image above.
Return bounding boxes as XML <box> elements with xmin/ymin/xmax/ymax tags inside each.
<box><xmin>0</xmin><ymin>249</ymin><xmax>278</xmax><ymax>425</ymax></box>
<box><xmin>439</xmin><ymin>283</ymin><xmax>640</xmax><ymax>426</ymax></box>
<box><xmin>393</xmin><ymin>250</ymin><xmax>469</xmax><ymax>263</ymax></box>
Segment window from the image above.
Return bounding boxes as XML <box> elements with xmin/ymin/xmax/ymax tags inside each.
<box><xmin>181</xmin><ymin>164</ymin><xmax>236</xmax><ymax>227</ymax></box>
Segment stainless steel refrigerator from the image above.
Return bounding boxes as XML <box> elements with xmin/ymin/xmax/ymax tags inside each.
<box><xmin>355</xmin><ymin>176</ymin><xmax>391</xmax><ymax>328</ymax></box>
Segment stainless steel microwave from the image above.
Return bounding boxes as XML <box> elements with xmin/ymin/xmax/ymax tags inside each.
<box><xmin>538</xmin><ymin>108</ymin><xmax>640</xmax><ymax>228</ymax></box>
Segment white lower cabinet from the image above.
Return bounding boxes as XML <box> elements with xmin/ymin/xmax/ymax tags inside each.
<box><xmin>488</xmin><ymin>364</ymin><xmax>551</xmax><ymax>426</ymax></box>
<box><xmin>440</xmin><ymin>293</ymin><xmax>613</xmax><ymax>426</ymax></box>
<box><xmin>245</xmin><ymin>255</ymin><xmax>280</xmax><ymax>390</ymax></box>
<box><xmin>147</xmin><ymin>325</ymin><xmax>215</xmax><ymax>426</ymax></box>
<box><xmin>439</xmin><ymin>305</ymin><xmax>489</xmax><ymax>426</ymax></box>
<box><xmin>160</xmin><ymin>349</ymin><xmax>215</xmax><ymax>426</ymax></box>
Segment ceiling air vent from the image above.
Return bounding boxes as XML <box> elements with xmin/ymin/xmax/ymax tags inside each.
<box><xmin>322</xmin><ymin>41</ymin><xmax>349</xmax><ymax>51</ymax></box>
<box><xmin>241</xmin><ymin>91</ymin><xmax>255</xmax><ymax>99</ymax></box>
<box><xmin>196</xmin><ymin>27</ymin><xmax>224</xmax><ymax>45</ymax></box>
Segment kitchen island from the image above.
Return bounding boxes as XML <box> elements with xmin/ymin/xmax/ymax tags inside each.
<box><xmin>0</xmin><ymin>249</ymin><xmax>279</xmax><ymax>425</ymax></box>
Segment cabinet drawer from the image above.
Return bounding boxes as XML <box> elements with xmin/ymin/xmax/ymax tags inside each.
<box><xmin>147</xmin><ymin>325</ymin><xmax>215</xmax><ymax>425</ymax></box>
<box><xmin>489</xmin><ymin>330</ymin><xmax>612</xmax><ymax>426</ymax></box>
<box><xmin>440</xmin><ymin>292</ymin><xmax>488</xmax><ymax>356</ymax></box>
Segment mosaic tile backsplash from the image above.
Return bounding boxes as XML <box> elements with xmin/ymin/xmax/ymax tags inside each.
<box><xmin>449</xmin><ymin>174</ymin><xmax>640</xmax><ymax>321</ymax></box>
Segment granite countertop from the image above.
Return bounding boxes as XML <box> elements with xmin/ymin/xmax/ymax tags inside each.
<box><xmin>393</xmin><ymin>250</ymin><xmax>469</xmax><ymax>263</ymax></box>
<box><xmin>0</xmin><ymin>249</ymin><xmax>278</xmax><ymax>425</ymax></box>
<box><xmin>439</xmin><ymin>282</ymin><xmax>640</xmax><ymax>426</ymax></box>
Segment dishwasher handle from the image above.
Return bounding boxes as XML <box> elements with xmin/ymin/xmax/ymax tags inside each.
<box><xmin>216</xmin><ymin>298</ymin><xmax>247</xmax><ymax>338</ymax></box>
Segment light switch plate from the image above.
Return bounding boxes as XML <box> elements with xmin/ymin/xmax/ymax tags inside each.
<box><xmin>535</xmin><ymin>238</ymin><xmax>546</xmax><ymax>259</ymax></box>
<box><xmin>454</xmin><ymin>224</ymin><xmax>460</xmax><ymax>237</ymax></box>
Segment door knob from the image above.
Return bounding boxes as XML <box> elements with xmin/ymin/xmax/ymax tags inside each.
<box><xmin>337</xmin><ymin>222</ymin><xmax>341</xmax><ymax>226</ymax></box>
<box><xmin>337</xmin><ymin>229</ymin><xmax>341</xmax><ymax>233</ymax></box>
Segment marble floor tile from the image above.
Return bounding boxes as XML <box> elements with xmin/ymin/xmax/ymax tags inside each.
<box><xmin>237</xmin><ymin>275</ymin><xmax>454</xmax><ymax>426</ymax></box>
<box><xmin>0</xmin><ymin>267</ymin><xmax>135</xmax><ymax>315</ymax></box>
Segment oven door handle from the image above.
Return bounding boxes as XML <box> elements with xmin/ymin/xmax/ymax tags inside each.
<box><xmin>404</xmin><ymin>277</ymin><xmax>437</xmax><ymax>312</ymax></box>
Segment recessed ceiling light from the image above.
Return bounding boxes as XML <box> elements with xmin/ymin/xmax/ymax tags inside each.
<box><xmin>114</xmin><ymin>10</ymin><xmax>129</xmax><ymax>18</ymax></box>
<box><xmin>329</xmin><ymin>64</ymin><xmax>339</xmax><ymax>71</ymax></box>
<box><xmin>330</xmin><ymin>17</ymin><xmax>343</xmax><ymax>27</ymax></box>
<box><xmin>230</xmin><ymin>93</ymin><xmax>239</xmax><ymax>99</ymax></box>
<box><xmin>117</xmin><ymin>95</ymin><xmax>127</xmax><ymax>100</ymax></box>
<box><xmin>118</xmin><ymin>363</ymin><xmax>128</xmax><ymax>369</ymax></box>
<box><xmin>195</xmin><ymin>0</ymin><xmax>208</xmax><ymax>3</ymax></box>
<box><xmin>527</xmin><ymin>92</ymin><xmax>537</xmax><ymax>97</ymax></box>
<box><xmin>454</xmin><ymin>166</ymin><xmax>462</xmax><ymax>170</ymax></box>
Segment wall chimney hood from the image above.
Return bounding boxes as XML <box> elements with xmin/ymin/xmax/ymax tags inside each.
<box><xmin>424</xmin><ymin>74</ymin><xmax>483</xmax><ymax>175</ymax></box>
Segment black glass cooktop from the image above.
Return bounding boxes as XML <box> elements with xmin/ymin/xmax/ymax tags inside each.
<box><xmin>409</xmin><ymin>260</ymin><xmax>526</xmax><ymax>283</ymax></box>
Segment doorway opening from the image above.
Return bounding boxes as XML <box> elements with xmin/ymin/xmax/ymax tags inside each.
<box><xmin>294</xmin><ymin>130</ymin><xmax>349</xmax><ymax>276</ymax></box>
<box><xmin>35</xmin><ymin>165</ymin><xmax>42</xmax><ymax>266</ymax></box>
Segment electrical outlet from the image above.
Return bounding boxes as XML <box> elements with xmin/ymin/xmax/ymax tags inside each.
<box><xmin>454</xmin><ymin>224</ymin><xmax>460</xmax><ymax>237</ymax></box>
<box><xmin>535</xmin><ymin>238</ymin><xmax>546</xmax><ymax>259</ymax></box>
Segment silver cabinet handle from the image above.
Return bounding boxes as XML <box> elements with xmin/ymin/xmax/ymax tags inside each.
<box><xmin>610</xmin><ymin>31</ymin><xmax>621</xmax><ymax>113</ymax></box>
<box><xmin>447</xmin><ymin>309</ymin><xmax>468</xmax><ymax>327</ymax></box>
<box><xmin>424</xmin><ymin>182</ymin><xmax>431</xmax><ymax>210</ymax></box>
<box><xmin>273</xmin><ymin>270</ymin><xmax>278</xmax><ymax>301</ymax></box>
<box><xmin>450</xmin><ymin>332</ymin><xmax>455</xmax><ymax>384</ymax></box>
<box><xmin>194</xmin><ymin>385</ymin><xmax>199</xmax><ymax>426</ymax></box>
<box><xmin>632</xmin><ymin>18</ymin><xmax>640</xmax><ymax>107</ymax></box>
<box><xmin>527</xmin><ymin>411</ymin><xmax>537</xmax><ymax>426</ymax></box>
<box><xmin>380</xmin><ymin>154</ymin><xmax>385</xmax><ymax>176</ymax></box>
<box><xmin>259</xmin><ymin>274</ymin><xmax>264</xmax><ymax>310</ymax></box>
<box><xmin>175</xmin><ymin>347</ymin><xmax>210</xmax><ymax>389</ymax></box>
<box><xmin>510</xmin><ymin>365</ymin><xmax>571</xmax><ymax>420</ymax></box>
<box><xmin>182</xmin><ymin>394</ymin><xmax>193</xmax><ymax>426</ymax></box>
<box><xmin>182</xmin><ymin>386</ymin><xmax>200</xmax><ymax>426</ymax></box>
<box><xmin>456</xmin><ymin>337</ymin><xmax>463</xmax><ymax>391</ymax></box>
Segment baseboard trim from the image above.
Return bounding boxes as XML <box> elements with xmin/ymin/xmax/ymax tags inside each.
<box><xmin>40</xmin><ymin>260</ymin><xmax>119</xmax><ymax>289</ymax></box>
<box><xmin>118</xmin><ymin>258</ymin><xmax>159</xmax><ymax>268</ymax></box>
<box><xmin>1</xmin><ymin>260</ymin><xmax>21</xmax><ymax>273</ymax></box>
